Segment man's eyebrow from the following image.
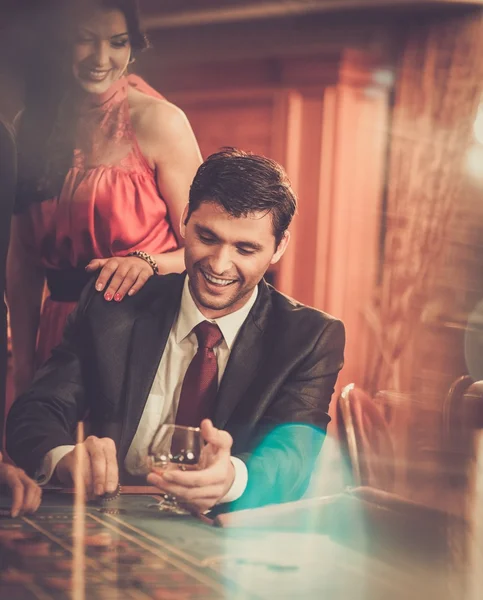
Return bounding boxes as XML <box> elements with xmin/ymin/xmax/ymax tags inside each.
<box><xmin>237</xmin><ymin>241</ymin><xmax>263</xmax><ymax>252</ymax></box>
<box><xmin>111</xmin><ymin>32</ymin><xmax>129</xmax><ymax>39</ymax></box>
<box><xmin>194</xmin><ymin>224</ymin><xmax>263</xmax><ymax>250</ymax></box>
<box><xmin>195</xmin><ymin>224</ymin><xmax>220</xmax><ymax>238</ymax></box>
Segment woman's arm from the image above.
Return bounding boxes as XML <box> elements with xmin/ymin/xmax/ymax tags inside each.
<box><xmin>134</xmin><ymin>96</ymin><xmax>202</xmax><ymax>273</ymax></box>
<box><xmin>147</xmin><ymin>99</ymin><xmax>202</xmax><ymax>252</ymax></box>
<box><xmin>7</xmin><ymin>215</ymin><xmax>45</xmax><ymax>395</ymax></box>
<box><xmin>86</xmin><ymin>96</ymin><xmax>202</xmax><ymax>301</ymax></box>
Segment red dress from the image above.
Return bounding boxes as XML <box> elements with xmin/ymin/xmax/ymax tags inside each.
<box><xmin>17</xmin><ymin>75</ymin><xmax>178</xmax><ymax>366</ymax></box>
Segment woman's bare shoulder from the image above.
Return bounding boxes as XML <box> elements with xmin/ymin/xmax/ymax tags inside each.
<box><xmin>128</xmin><ymin>87</ymin><xmax>189</xmax><ymax>140</ymax></box>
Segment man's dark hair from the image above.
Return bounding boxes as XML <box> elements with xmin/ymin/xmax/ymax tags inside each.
<box><xmin>186</xmin><ymin>148</ymin><xmax>297</xmax><ymax>246</ymax></box>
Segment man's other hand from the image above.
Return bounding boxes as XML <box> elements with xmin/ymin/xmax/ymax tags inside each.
<box><xmin>56</xmin><ymin>436</ymin><xmax>119</xmax><ymax>499</ymax></box>
<box><xmin>147</xmin><ymin>420</ymin><xmax>235</xmax><ymax>513</ymax></box>
<box><xmin>0</xmin><ymin>452</ymin><xmax>42</xmax><ymax>517</ymax></box>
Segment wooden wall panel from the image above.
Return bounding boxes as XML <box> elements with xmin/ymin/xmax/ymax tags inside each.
<box><xmin>365</xmin><ymin>10</ymin><xmax>483</xmax><ymax>396</ymax></box>
<box><xmin>169</xmin><ymin>92</ymin><xmax>278</xmax><ymax>159</ymax></box>
<box><xmin>281</xmin><ymin>93</ymin><xmax>327</xmax><ymax>306</ymax></box>
<box><xmin>323</xmin><ymin>84</ymin><xmax>389</xmax><ymax>388</ymax></box>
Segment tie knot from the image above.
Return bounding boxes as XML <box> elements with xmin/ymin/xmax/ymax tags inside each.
<box><xmin>194</xmin><ymin>321</ymin><xmax>223</xmax><ymax>350</ymax></box>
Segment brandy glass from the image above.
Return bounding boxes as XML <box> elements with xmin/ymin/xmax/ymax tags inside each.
<box><xmin>147</xmin><ymin>424</ymin><xmax>204</xmax><ymax>514</ymax></box>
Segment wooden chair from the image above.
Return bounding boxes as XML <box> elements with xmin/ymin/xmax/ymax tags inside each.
<box><xmin>443</xmin><ymin>374</ymin><xmax>474</xmax><ymax>436</ymax></box>
<box><xmin>447</xmin><ymin>381</ymin><xmax>483</xmax><ymax>600</ymax></box>
<box><xmin>336</xmin><ymin>383</ymin><xmax>396</xmax><ymax>491</ymax></box>
<box><xmin>439</xmin><ymin>375</ymin><xmax>475</xmax><ymax>485</ymax></box>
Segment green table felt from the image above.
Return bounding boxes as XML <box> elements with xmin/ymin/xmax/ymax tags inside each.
<box><xmin>0</xmin><ymin>491</ymin><xmax>350</xmax><ymax>600</ymax></box>
<box><xmin>0</xmin><ymin>491</ymin><xmax>460</xmax><ymax>600</ymax></box>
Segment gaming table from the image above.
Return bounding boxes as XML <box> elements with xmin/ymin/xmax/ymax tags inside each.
<box><xmin>0</xmin><ymin>487</ymin><xmax>465</xmax><ymax>599</ymax></box>
<box><xmin>0</xmin><ymin>488</ymin><xmax>354</xmax><ymax>600</ymax></box>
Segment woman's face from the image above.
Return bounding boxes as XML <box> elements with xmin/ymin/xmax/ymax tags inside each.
<box><xmin>72</xmin><ymin>8</ymin><xmax>131</xmax><ymax>94</ymax></box>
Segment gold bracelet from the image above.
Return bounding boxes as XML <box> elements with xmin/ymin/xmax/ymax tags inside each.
<box><xmin>127</xmin><ymin>250</ymin><xmax>159</xmax><ymax>275</ymax></box>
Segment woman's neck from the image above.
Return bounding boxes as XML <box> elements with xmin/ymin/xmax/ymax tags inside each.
<box><xmin>74</xmin><ymin>76</ymin><xmax>127</xmax><ymax>110</ymax></box>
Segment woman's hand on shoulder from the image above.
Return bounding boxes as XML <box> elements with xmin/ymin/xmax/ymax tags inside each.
<box><xmin>85</xmin><ymin>255</ymin><xmax>156</xmax><ymax>301</ymax></box>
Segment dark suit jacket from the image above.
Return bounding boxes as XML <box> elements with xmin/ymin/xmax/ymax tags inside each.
<box><xmin>0</xmin><ymin>118</ymin><xmax>15</xmax><ymax>448</ymax></box>
<box><xmin>7</xmin><ymin>273</ymin><xmax>345</xmax><ymax>510</ymax></box>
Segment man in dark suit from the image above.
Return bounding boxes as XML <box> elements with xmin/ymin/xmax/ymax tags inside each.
<box><xmin>7</xmin><ymin>148</ymin><xmax>345</xmax><ymax>513</ymax></box>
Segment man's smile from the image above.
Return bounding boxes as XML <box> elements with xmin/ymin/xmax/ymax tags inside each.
<box><xmin>200</xmin><ymin>269</ymin><xmax>237</xmax><ymax>287</ymax></box>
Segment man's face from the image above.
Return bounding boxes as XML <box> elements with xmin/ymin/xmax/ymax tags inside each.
<box><xmin>182</xmin><ymin>201</ymin><xmax>289</xmax><ymax>319</ymax></box>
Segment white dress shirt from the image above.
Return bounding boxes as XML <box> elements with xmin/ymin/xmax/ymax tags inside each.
<box><xmin>40</xmin><ymin>276</ymin><xmax>258</xmax><ymax>504</ymax></box>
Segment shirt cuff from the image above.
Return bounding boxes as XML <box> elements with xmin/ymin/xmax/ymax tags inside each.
<box><xmin>35</xmin><ymin>446</ymin><xmax>75</xmax><ymax>485</ymax></box>
<box><xmin>217</xmin><ymin>456</ymin><xmax>248</xmax><ymax>504</ymax></box>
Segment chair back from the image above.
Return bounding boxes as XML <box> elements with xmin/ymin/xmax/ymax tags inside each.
<box><xmin>337</xmin><ymin>384</ymin><xmax>396</xmax><ymax>491</ymax></box>
<box><xmin>455</xmin><ymin>381</ymin><xmax>483</xmax><ymax>600</ymax></box>
<box><xmin>443</xmin><ymin>374</ymin><xmax>474</xmax><ymax>436</ymax></box>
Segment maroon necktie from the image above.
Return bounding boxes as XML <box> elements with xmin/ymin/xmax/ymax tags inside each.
<box><xmin>176</xmin><ymin>321</ymin><xmax>223</xmax><ymax>427</ymax></box>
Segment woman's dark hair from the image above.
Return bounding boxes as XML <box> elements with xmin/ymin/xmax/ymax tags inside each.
<box><xmin>186</xmin><ymin>148</ymin><xmax>297</xmax><ymax>247</ymax></box>
<box><xmin>96</xmin><ymin>0</ymin><xmax>148</xmax><ymax>54</ymax></box>
<box><xmin>15</xmin><ymin>0</ymin><xmax>148</xmax><ymax>213</ymax></box>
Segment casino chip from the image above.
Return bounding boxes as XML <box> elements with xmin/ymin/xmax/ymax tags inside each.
<box><xmin>97</xmin><ymin>508</ymin><xmax>127</xmax><ymax>515</ymax></box>
<box><xmin>96</xmin><ymin>484</ymin><xmax>121</xmax><ymax>505</ymax></box>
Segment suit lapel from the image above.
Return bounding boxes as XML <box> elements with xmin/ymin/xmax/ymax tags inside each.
<box><xmin>119</xmin><ymin>274</ymin><xmax>185</xmax><ymax>460</ymax></box>
<box><xmin>214</xmin><ymin>280</ymin><xmax>271</xmax><ymax>429</ymax></box>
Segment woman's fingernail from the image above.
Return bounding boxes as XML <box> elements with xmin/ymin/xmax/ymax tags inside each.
<box><xmin>114</xmin><ymin>293</ymin><xmax>122</xmax><ymax>302</ymax></box>
<box><xmin>104</xmin><ymin>292</ymin><xmax>113</xmax><ymax>301</ymax></box>
<box><xmin>96</xmin><ymin>283</ymin><xmax>103</xmax><ymax>291</ymax></box>
<box><xmin>128</xmin><ymin>289</ymin><xmax>135</xmax><ymax>297</ymax></box>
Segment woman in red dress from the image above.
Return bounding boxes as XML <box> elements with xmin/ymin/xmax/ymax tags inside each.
<box><xmin>7</xmin><ymin>0</ymin><xmax>202</xmax><ymax>395</ymax></box>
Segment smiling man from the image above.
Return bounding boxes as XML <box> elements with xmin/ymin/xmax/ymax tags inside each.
<box><xmin>7</xmin><ymin>148</ymin><xmax>345</xmax><ymax>513</ymax></box>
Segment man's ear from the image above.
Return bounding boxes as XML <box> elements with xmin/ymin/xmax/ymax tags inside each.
<box><xmin>180</xmin><ymin>204</ymin><xmax>189</xmax><ymax>239</ymax></box>
<box><xmin>270</xmin><ymin>230</ymin><xmax>290</xmax><ymax>265</ymax></box>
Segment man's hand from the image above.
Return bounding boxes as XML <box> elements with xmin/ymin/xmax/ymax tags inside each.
<box><xmin>147</xmin><ymin>420</ymin><xmax>235</xmax><ymax>514</ymax></box>
<box><xmin>56</xmin><ymin>436</ymin><xmax>119</xmax><ymax>499</ymax></box>
<box><xmin>0</xmin><ymin>452</ymin><xmax>42</xmax><ymax>517</ymax></box>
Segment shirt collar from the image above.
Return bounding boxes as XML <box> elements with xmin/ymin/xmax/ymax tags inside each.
<box><xmin>174</xmin><ymin>276</ymin><xmax>258</xmax><ymax>349</ymax></box>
